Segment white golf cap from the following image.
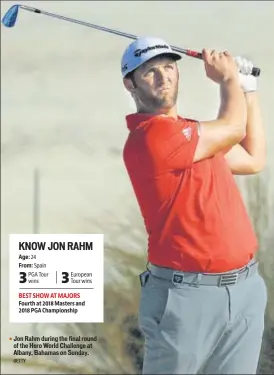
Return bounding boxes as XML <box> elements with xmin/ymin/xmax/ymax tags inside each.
<box><xmin>121</xmin><ymin>36</ymin><xmax>182</xmax><ymax>78</ymax></box>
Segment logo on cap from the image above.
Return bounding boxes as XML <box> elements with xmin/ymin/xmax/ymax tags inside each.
<box><xmin>122</xmin><ymin>63</ymin><xmax>128</xmax><ymax>72</ymax></box>
<box><xmin>134</xmin><ymin>44</ymin><xmax>169</xmax><ymax>58</ymax></box>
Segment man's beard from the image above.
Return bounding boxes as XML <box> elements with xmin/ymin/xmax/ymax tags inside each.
<box><xmin>136</xmin><ymin>81</ymin><xmax>179</xmax><ymax>113</ymax></box>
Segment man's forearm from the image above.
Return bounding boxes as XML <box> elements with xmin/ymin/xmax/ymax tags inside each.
<box><xmin>240</xmin><ymin>92</ymin><xmax>266</xmax><ymax>170</ymax></box>
<box><xmin>218</xmin><ymin>79</ymin><xmax>247</xmax><ymax>130</ymax></box>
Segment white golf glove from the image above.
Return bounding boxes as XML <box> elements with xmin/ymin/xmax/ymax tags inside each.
<box><xmin>234</xmin><ymin>56</ymin><xmax>257</xmax><ymax>93</ymax></box>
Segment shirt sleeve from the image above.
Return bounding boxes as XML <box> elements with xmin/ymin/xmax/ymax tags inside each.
<box><xmin>144</xmin><ymin>117</ymin><xmax>200</xmax><ymax>173</ymax></box>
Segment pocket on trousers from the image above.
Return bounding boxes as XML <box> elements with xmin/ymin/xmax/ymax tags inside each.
<box><xmin>258</xmin><ymin>274</ymin><xmax>268</xmax><ymax>310</ymax></box>
<box><xmin>139</xmin><ymin>275</ymin><xmax>171</xmax><ymax>330</ymax></box>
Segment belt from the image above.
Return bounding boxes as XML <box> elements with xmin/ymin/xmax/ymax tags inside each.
<box><xmin>147</xmin><ymin>259</ymin><xmax>258</xmax><ymax>287</ymax></box>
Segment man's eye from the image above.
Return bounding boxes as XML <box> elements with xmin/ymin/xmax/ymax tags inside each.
<box><xmin>144</xmin><ymin>69</ymin><xmax>154</xmax><ymax>76</ymax></box>
<box><xmin>165</xmin><ymin>64</ymin><xmax>174</xmax><ymax>69</ymax></box>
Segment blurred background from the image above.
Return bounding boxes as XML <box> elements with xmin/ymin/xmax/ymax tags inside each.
<box><xmin>1</xmin><ymin>1</ymin><xmax>273</xmax><ymax>373</ymax></box>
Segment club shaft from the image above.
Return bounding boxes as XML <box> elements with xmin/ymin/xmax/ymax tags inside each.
<box><xmin>20</xmin><ymin>5</ymin><xmax>193</xmax><ymax>56</ymax></box>
<box><xmin>21</xmin><ymin>6</ymin><xmax>139</xmax><ymax>39</ymax></box>
<box><xmin>19</xmin><ymin>5</ymin><xmax>259</xmax><ymax>75</ymax></box>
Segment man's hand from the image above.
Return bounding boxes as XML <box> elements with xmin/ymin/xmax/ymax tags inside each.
<box><xmin>202</xmin><ymin>49</ymin><xmax>239</xmax><ymax>84</ymax></box>
<box><xmin>235</xmin><ymin>56</ymin><xmax>257</xmax><ymax>93</ymax></box>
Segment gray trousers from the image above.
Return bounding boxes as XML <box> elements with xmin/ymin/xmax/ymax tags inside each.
<box><xmin>138</xmin><ymin>262</ymin><xmax>267</xmax><ymax>374</ymax></box>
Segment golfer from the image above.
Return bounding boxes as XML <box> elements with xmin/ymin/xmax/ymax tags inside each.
<box><xmin>121</xmin><ymin>37</ymin><xmax>267</xmax><ymax>374</ymax></box>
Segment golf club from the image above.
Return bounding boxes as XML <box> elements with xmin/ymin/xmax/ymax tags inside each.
<box><xmin>2</xmin><ymin>4</ymin><xmax>261</xmax><ymax>77</ymax></box>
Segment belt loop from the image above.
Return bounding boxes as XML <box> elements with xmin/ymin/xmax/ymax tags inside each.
<box><xmin>191</xmin><ymin>273</ymin><xmax>202</xmax><ymax>288</ymax></box>
<box><xmin>245</xmin><ymin>264</ymin><xmax>250</xmax><ymax>279</ymax></box>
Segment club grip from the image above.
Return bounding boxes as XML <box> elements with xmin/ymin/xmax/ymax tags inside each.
<box><xmin>251</xmin><ymin>67</ymin><xmax>260</xmax><ymax>77</ymax></box>
<box><xmin>186</xmin><ymin>50</ymin><xmax>261</xmax><ymax>77</ymax></box>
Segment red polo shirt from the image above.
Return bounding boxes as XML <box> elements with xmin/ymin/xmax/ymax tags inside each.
<box><xmin>123</xmin><ymin>113</ymin><xmax>258</xmax><ymax>273</ymax></box>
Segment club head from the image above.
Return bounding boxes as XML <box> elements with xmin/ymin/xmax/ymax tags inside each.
<box><xmin>2</xmin><ymin>4</ymin><xmax>20</xmax><ymax>27</ymax></box>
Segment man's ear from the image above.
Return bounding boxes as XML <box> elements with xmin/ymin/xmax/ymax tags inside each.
<box><xmin>123</xmin><ymin>77</ymin><xmax>136</xmax><ymax>92</ymax></box>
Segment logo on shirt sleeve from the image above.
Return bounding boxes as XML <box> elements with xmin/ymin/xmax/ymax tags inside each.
<box><xmin>182</xmin><ymin>126</ymin><xmax>192</xmax><ymax>141</ymax></box>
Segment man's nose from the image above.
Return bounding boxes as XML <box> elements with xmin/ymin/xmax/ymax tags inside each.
<box><xmin>155</xmin><ymin>69</ymin><xmax>168</xmax><ymax>85</ymax></box>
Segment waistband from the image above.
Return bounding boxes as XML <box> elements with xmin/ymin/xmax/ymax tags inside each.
<box><xmin>147</xmin><ymin>259</ymin><xmax>258</xmax><ymax>287</ymax></box>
